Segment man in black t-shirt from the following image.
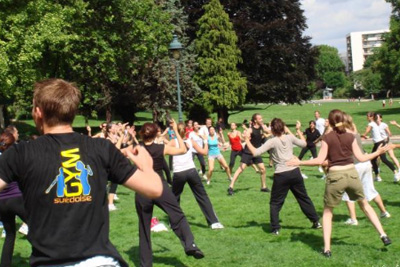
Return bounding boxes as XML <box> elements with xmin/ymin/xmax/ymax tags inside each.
<box><xmin>0</xmin><ymin>79</ymin><xmax>162</xmax><ymax>267</ymax></box>
<box><xmin>228</xmin><ymin>113</ymin><xmax>271</xmax><ymax>195</ymax></box>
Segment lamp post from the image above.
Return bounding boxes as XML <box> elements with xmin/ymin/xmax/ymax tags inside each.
<box><xmin>168</xmin><ymin>34</ymin><xmax>184</xmax><ymax>123</ymax></box>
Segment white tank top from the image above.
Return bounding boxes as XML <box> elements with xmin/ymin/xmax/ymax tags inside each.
<box><xmin>173</xmin><ymin>140</ymin><xmax>196</xmax><ymax>173</ymax></box>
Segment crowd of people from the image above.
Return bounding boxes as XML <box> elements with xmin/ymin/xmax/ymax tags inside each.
<box><xmin>0</xmin><ymin>78</ymin><xmax>398</xmax><ymax>266</ymax></box>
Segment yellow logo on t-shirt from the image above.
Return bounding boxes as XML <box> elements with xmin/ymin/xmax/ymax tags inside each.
<box><xmin>45</xmin><ymin>148</ymin><xmax>93</xmax><ymax>204</ymax></box>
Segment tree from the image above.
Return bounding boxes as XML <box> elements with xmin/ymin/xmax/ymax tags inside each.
<box><xmin>376</xmin><ymin>1</ymin><xmax>400</xmax><ymax>95</ymax></box>
<box><xmin>194</xmin><ymin>0</ymin><xmax>247</xmax><ymax>123</ymax></box>
<box><xmin>182</xmin><ymin>0</ymin><xmax>318</xmax><ymax>105</ymax></box>
<box><xmin>314</xmin><ymin>45</ymin><xmax>346</xmax><ymax>89</ymax></box>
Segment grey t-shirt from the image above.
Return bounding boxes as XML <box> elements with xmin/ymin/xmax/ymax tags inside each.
<box><xmin>254</xmin><ymin>134</ymin><xmax>306</xmax><ymax>173</ymax></box>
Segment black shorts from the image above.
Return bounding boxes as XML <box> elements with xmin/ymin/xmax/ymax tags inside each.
<box><xmin>241</xmin><ymin>152</ymin><xmax>263</xmax><ymax>165</ymax></box>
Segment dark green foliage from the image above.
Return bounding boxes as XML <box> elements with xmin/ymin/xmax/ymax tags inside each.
<box><xmin>194</xmin><ymin>0</ymin><xmax>246</xmax><ymax>122</ymax></box>
<box><xmin>315</xmin><ymin>45</ymin><xmax>346</xmax><ymax>89</ymax></box>
<box><xmin>182</xmin><ymin>0</ymin><xmax>318</xmax><ymax>105</ymax></box>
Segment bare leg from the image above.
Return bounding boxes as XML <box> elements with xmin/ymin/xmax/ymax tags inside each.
<box><xmin>357</xmin><ymin>199</ymin><xmax>386</xmax><ymax>236</ymax></box>
<box><xmin>257</xmin><ymin>163</ymin><xmax>267</xmax><ymax>189</ymax></box>
<box><xmin>323</xmin><ymin>206</ymin><xmax>333</xmax><ymax>252</ymax></box>
<box><xmin>207</xmin><ymin>158</ymin><xmax>215</xmax><ymax>184</ymax></box>
<box><xmin>388</xmin><ymin>149</ymin><xmax>400</xmax><ymax>169</ymax></box>
<box><xmin>229</xmin><ymin>163</ymin><xmax>247</xmax><ymax>189</ymax></box>
<box><xmin>372</xmin><ymin>194</ymin><xmax>387</xmax><ymax>214</ymax></box>
<box><xmin>218</xmin><ymin>156</ymin><xmax>232</xmax><ymax>179</ymax></box>
<box><xmin>345</xmin><ymin>201</ymin><xmax>357</xmax><ymax>221</ymax></box>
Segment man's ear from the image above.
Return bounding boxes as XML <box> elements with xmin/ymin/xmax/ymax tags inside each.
<box><xmin>34</xmin><ymin>106</ymin><xmax>43</xmax><ymax>119</ymax></box>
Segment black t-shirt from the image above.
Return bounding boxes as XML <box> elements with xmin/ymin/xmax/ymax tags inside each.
<box><xmin>303</xmin><ymin>128</ymin><xmax>321</xmax><ymax>147</ymax></box>
<box><xmin>143</xmin><ymin>142</ymin><xmax>165</xmax><ymax>178</ymax></box>
<box><xmin>0</xmin><ymin>132</ymin><xmax>136</xmax><ymax>267</ymax></box>
<box><xmin>244</xmin><ymin>125</ymin><xmax>264</xmax><ymax>154</ymax></box>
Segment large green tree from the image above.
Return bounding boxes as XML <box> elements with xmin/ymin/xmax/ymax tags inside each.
<box><xmin>315</xmin><ymin>45</ymin><xmax>346</xmax><ymax>89</ymax></box>
<box><xmin>0</xmin><ymin>0</ymin><xmax>172</xmax><ymax>123</ymax></box>
<box><xmin>376</xmin><ymin>0</ymin><xmax>400</xmax><ymax>95</ymax></box>
<box><xmin>182</xmin><ymin>0</ymin><xmax>318</xmax><ymax>105</ymax></box>
<box><xmin>194</xmin><ymin>0</ymin><xmax>246</xmax><ymax>122</ymax></box>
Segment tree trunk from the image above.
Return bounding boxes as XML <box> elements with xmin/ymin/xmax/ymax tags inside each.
<box><xmin>106</xmin><ymin>104</ymin><xmax>112</xmax><ymax>123</ymax></box>
<box><xmin>217</xmin><ymin>106</ymin><xmax>229</xmax><ymax>125</ymax></box>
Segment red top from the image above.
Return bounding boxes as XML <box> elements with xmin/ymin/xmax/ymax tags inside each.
<box><xmin>229</xmin><ymin>134</ymin><xmax>242</xmax><ymax>151</ymax></box>
<box><xmin>185</xmin><ymin>127</ymin><xmax>193</xmax><ymax>139</ymax></box>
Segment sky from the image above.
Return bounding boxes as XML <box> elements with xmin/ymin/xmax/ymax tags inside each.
<box><xmin>301</xmin><ymin>0</ymin><xmax>392</xmax><ymax>54</ymax></box>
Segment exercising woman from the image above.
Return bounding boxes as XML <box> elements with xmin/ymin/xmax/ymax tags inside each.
<box><xmin>0</xmin><ymin>132</ymin><xmax>28</xmax><ymax>267</ymax></box>
<box><xmin>361</xmin><ymin>112</ymin><xmax>399</xmax><ymax>182</ymax></box>
<box><xmin>245</xmin><ymin>119</ymin><xmax>321</xmax><ymax>234</ymax></box>
<box><xmin>189</xmin><ymin>122</ymin><xmax>207</xmax><ymax>179</ymax></box>
<box><xmin>227</xmin><ymin>122</ymin><xmax>243</xmax><ymax>173</ymax></box>
<box><xmin>171</xmin><ymin>123</ymin><xmax>224</xmax><ymax>229</ymax></box>
<box><xmin>206</xmin><ymin>126</ymin><xmax>232</xmax><ymax>185</ymax></box>
<box><xmin>288</xmin><ymin>109</ymin><xmax>392</xmax><ymax>257</ymax></box>
<box><xmin>136</xmin><ymin>120</ymin><xmax>204</xmax><ymax>267</ymax></box>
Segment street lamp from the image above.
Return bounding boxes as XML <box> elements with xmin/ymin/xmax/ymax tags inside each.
<box><xmin>168</xmin><ymin>34</ymin><xmax>184</xmax><ymax>123</ymax></box>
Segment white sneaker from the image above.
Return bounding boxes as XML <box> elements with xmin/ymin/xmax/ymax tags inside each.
<box><xmin>318</xmin><ymin>166</ymin><xmax>324</xmax><ymax>173</ymax></box>
<box><xmin>206</xmin><ymin>180</ymin><xmax>211</xmax><ymax>185</ymax></box>
<box><xmin>321</xmin><ymin>175</ymin><xmax>326</xmax><ymax>180</ymax></box>
<box><xmin>202</xmin><ymin>174</ymin><xmax>208</xmax><ymax>181</ymax></box>
<box><xmin>375</xmin><ymin>176</ymin><xmax>382</xmax><ymax>182</ymax></box>
<box><xmin>381</xmin><ymin>211</ymin><xmax>391</xmax><ymax>218</ymax></box>
<box><xmin>198</xmin><ymin>169</ymin><xmax>203</xmax><ymax>175</ymax></box>
<box><xmin>18</xmin><ymin>224</ymin><xmax>28</xmax><ymax>235</ymax></box>
<box><xmin>1</xmin><ymin>230</ymin><xmax>5</xmax><ymax>238</ymax></box>
<box><xmin>114</xmin><ymin>194</ymin><xmax>119</xmax><ymax>201</ymax></box>
<box><xmin>301</xmin><ymin>173</ymin><xmax>308</xmax><ymax>179</ymax></box>
<box><xmin>344</xmin><ymin>218</ymin><xmax>358</xmax><ymax>226</ymax></box>
<box><xmin>108</xmin><ymin>204</ymin><xmax>117</xmax><ymax>211</ymax></box>
<box><xmin>394</xmin><ymin>172</ymin><xmax>400</xmax><ymax>183</ymax></box>
<box><xmin>210</xmin><ymin>222</ymin><xmax>224</xmax><ymax>230</ymax></box>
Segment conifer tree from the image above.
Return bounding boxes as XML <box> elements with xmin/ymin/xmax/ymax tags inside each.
<box><xmin>194</xmin><ymin>0</ymin><xmax>246</xmax><ymax>122</ymax></box>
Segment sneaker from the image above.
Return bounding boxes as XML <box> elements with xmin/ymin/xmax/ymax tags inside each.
<box><xmin>202</xmin><ymin>174</ymin><xmax>208</xmax><ymax>181</ymax></box>
<box><xmin>18</xmin><ymin>224</ymin><xmax>28</xmax><ymax>235</ymax></box>
<box><xmin>108</xmin><ymin>204</ymin><xmax>117</xmax><ymax>211</ymax></box>
<box><xmin>311</xmin><ymin>221</ymin><xmax>322</xmax><ymax>229</ymax></box>
<box><xmin>321</xmin><ymin>250</ymin><xmax>331</xmax><ymax>258</ymax></box>
<box><xmin>318</xmin><ymin>166</ymin><xmax>324</xmax><ymax>173</ymax></box>
<box><xmin>344</xmin><ymin>218</ymin><xmax>358</xmax><ymax>226</ymax></box>
<box><xmin>381</xmin><ymin>235</ymin><xmax>392</xmax><ymax>246</ymax></box>
<box><xmin>227</xmin><ymin>187</ymin><xmax>234</xmax><ymax>196</ymax></box>
<box><xmin>301</xmin><ymin>173</ymin><xmax>308</xmax><ymax>179</ymax></box>
<box><xmin>375</xmin><ymin>176</ymin><xmax>382</xmax><ymax>182</ymax></box>
<box><xmin>321</xmin><ymin>175</ymin><xmax>326</xmax><ymax>180</ymax></box>
<box><xmin>210</xmin><ymin>222</ymin><xmax>224</xmax><ymax>230</ymax></box>
<box><xmin>260</xmin><ymin>188</ymin><xmax>270</xmax><ymax>193</ymax></box>
<box><xmin>228</xmin><ymin>176</ymin><xmax>233</xmax><ymax>182</ymax></box>
<box><xmin>1</xmin><ymin>230</ymin><xmax>5</xmax><ymax>238</ymax></box>
<box><xmin>394</xmin><ymin>172</ymin><xmax>400</xmax><ymax>183</ymax></box>
<box><xmin>206</xmin><ymin>180</ymin><xmax>210</xmax><ymax>185</ymax></box>
<box><xmin>198</xmin><ymin>169</ymin><xmax>203</xmax><ymax>175</ymax></box>
<box><xmin>185</xmin><ymin>243</ymin><xmax>205</xmax><ymax>259</ymax></box>
<box><xmin>271</xmin><ymin>229</ymin><xmax>279</xmax><ymax>235</ymax></box>
<box><xmin>114</xmin><ymin>194</ymin><xmax>119</xmax><ymax>201</ymax></box>
<box><xmin>381</xmin><ymin>211</ymin><xmax>391</xmax><ymax>218</ymax></box>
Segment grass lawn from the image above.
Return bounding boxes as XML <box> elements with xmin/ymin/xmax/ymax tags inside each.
<box><xmin>5</xmin><ymin>100</ymin><xmax>400</xmax><ymax>266</ymax></box>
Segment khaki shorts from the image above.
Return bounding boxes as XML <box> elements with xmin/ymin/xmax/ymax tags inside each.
<box><xmin>324</xmin><ymin>167</ymin><xmax>364</xmax><ymax>207</ymax></box>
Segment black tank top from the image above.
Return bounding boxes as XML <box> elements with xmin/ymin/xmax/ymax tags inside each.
<box><xmin>143</xmin><ymin>142</ymin><xmax>165</xmax><ymax>177</ymax></box>
<box><xmin>244</xmin><ymin>125</ymin><xmax>264</xmax><ymax>153</ymax></box>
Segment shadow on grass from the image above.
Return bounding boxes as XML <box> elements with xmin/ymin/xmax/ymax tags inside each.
<box><xmin>11</xmin><ymin>253</ymin><xmax>30</xmax><ymax>267</ymax></box>
<box><xmin>233</xmin><ymin>220</ymin><xmax>270</xmax><ymax>232</ymax></box>
<box><xmin>126</xmin><ymin>245</ymin><xmax>189</xmax><ymax>267</ymax></box>
<box><xmin>352</xmin><ymin>107</ymin><xmax>400</xmax><ymax>117</ymax></box>
<box><xmin>383</xmin><ymin>200</ymin><xmax>400</xmax><ymax>207</ymax></box>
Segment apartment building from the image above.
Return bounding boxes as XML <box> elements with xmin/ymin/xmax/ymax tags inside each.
<box><xmin>346</xmin><ymin>29</ymin><xmax>389</xmax><ymax>72</ymax></box>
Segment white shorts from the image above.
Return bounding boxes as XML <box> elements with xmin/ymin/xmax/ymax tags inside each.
<box><xmin>208</xmin><ymin>154</ymin><xmax>223</xmax><ymax>161</ymax></box>
<box><xmin>342</xmin><ymin>161</ymin><xmax>379</xmax><ymax>202</ymax></box>
<box><xmin>41</xmin><ymin>256</ymin><xmax>121</xmax><ymax>267</ymax></box>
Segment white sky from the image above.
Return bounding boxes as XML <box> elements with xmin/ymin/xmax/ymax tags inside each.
<box><xmin>301</xmin><ymin>0</ymin><xmax>392</xmax><ymax>53</ymax></box>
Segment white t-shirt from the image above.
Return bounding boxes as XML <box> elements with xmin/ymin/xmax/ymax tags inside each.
<box><xmin>315</xmin><ymin>118</ymin><xmax>325</xmax><ymax>135</ymax></box>
<box><xmin>378</xmin><ymin>122</ymin><xmax>389</xmax><ymax>140</ymax></box>
<box><xmin>198</xmin><ymin>126</ymin><xmax>209</xmax><ymax>137</ymax></box>
<box><xmin>189</xmin><ymin>132</ymin><xmax>203</xmax><ymax>154</ymax></box>
<box><xmin>369</xmin><ymin>121</ymin><xmax>384</xmax><ymax>143</ymax></box>
<box><xmin>173</xmin><ymin>140</ymin><xmax>196</xmax><ymax>173</ymax></box>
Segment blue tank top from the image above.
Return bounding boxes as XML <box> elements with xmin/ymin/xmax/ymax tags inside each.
<box><xmin>208</xmin><ymin>136</ymin><xmax>220</xmax><ymax>156</ymax></box>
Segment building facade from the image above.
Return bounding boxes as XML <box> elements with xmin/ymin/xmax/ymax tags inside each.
<box><xmin>346</xmin><ymin>29</ymin><xmax>389</xmax><ymax>72</ymax></box>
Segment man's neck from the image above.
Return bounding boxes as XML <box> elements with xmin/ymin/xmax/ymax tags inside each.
<box><xmin>43</xmin><ymin>124</ymin><xmax>74</xmax><ymax>134</ymax></box>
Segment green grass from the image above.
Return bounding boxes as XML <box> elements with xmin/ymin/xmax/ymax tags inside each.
<box><xmin>6</xmin><ymin>100</ymin><xmax>400</xmax><ymax>266</ymax></box>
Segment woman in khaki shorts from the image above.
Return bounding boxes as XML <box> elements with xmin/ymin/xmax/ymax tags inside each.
<box><xmin>288</xmin><ymin>109</ymin><xmax>392</xmax><ymax>257</ymax></box>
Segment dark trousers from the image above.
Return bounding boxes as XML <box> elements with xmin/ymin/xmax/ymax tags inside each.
<box><xmin>135</xmin><ymin>180</ymin><xmax>195</xmax><ymax>267</ymax></box>
<box><xmin>229</xmin><ymin>150</ymin><xmax>242</xmax><ymax>170</ymax></box>
<box><xmin>371</xmin><ymin>141</ymin><xmax>396</xmax><ymax>175</ymax></box>
<box><xmin>192</xmin><ymin>153</ymin><xmax>206</xmax><ymax>174</ymax></box>
<box><xmin>298</xmin><ymin>145</ymin><xmax>317</xmax><ymax>160</ymax></box>
<box><xmin>270</xmin><ymin>168</ymin><xmax>319</xmax><ymax>231</ymax></box>
<box><xmin>172</xmin><ymin>168</ymin><xmax>219</xmax><ymax>225</ymax></box>
<box><xmin>162</xmin><ymin>159</ymin><xmax>172</xmax><ymax>184</ymax></box>
<box><xmin>109</xmin><ymin>182</ymin><xmax>118</xmax><ymax>194</ymax></box>
<box><xmin>0</xmin><ymin>196</ymin><xmax>27</xmax><ymax>267</ymax></box>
